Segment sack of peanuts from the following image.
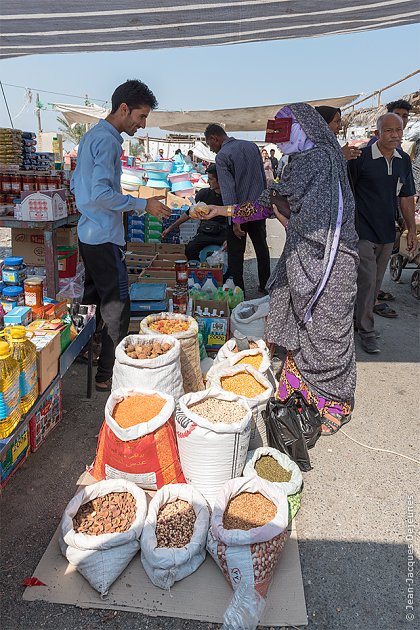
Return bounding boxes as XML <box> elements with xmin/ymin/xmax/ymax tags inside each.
<box><xmin>91</xmin><ymin>388</ymin><xmax>185</xmax><ymax>490</ymax></box>
<box><xmin>207</xmin><ymin>365</ymin><xmax>273</xmax><ymax>450</ymax></box>
<box><xmin>207</xmin><ymin>477</ymin><xmax>288</xmax><ymax>608</ymax></box>
<box><xmin>214</xmin><ymin>338</ymin><xmax>269</xmax><ymax>365</ymax></box>
<box><xmin>176</xmin><ymin>388</ymin><xmax>252</xmax><ymax>507</ymax></box>
<box><xmin>59</xmin><ymin>479</ymin><xmax>148</xmax><ymax>597</ymax></box>
<box><xmin>112</xmin><ymin>334</ymin><xmax>184</xmax><ymax>400</ymax></box>
<box><xmin>140</xmin><ymin>313</ymin><xmax>204</xmax><ymax>394</ymax></box>
<box><xmin>141</xmin><ymin>483</ymin><xmax>210</xmax><ymax>589</ymax></box>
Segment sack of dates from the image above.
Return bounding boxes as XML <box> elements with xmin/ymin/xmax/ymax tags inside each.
<box><xmin>112</xmin><ymin>334</ymin><xmax>184</xmax><ymax>401</ymax></box>
<box><xmin>59</xmin><ymin>479</ymin><xmax>147</xmax><ymax>597</ymax></box>
<box><xmin>141</xmin><ymin>483</ymin><xmax>210</xmax><ymax>589</ymax></box>
<box><xmin>207</xmin><ymin>477</ymin><xmax>288</xmax><ymax>600</ymax></box>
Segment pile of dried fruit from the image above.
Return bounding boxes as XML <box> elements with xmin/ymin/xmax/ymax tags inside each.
<box><xmin>223</xmin><ymin>492</ymin><xmax>276</xmax><ymax>530</ymax></box>
<box><xmin>156</xmin><ymin>499</ymin><xmax>196</xmax><ymax>547</ymax></box>
<box><xmin>125</xmin><ymin>341</ymin><xmax>172</xmax><ymax>359</ymax></box>
<box><xmin>255</xmin><ymin>455</ymin><xmax>292</xmax><ymax>483</ymax></box>
<box><xmin>236</xmin><ymin>353</ymin><xmax>263</xmax><ymax>370</ymax></box>
<box><xmin>149</xmin><ymin>319</ymin><xmax>189</xmax><ymax>334</ymax></box>
<box><xmin>113</xmin><ymin>394</ymin><xmax>166</xmax><ymax>428</ymax></box>
<box><xmin>73</xmin><ymin>492</ymin><xmax>136</xmax><ymax>535</ymax></box>
<box><xmin>188</xmin><ymin>397</ymin><xmax>246</xmax><ymax>424</ymax></box>
<box><xmin>220</xmin><ymin>372</ymin><xmax>266</xmax><ymax>398</ymax></box>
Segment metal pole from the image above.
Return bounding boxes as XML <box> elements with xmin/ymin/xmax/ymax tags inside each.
<box><xmin>0</xmin><ymin>80</ymin><xmax>14</xmax><ymax>128</ymax></box>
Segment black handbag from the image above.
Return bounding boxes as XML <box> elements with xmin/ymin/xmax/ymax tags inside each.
<box><xmin>264</xmin><ymin>394</ymin><xmax>322</xmax><ymax>472</ymax></box>
<box><xmin>198</xmin><ymin>220</ymin><xmax>226</xmax><ymax>235</ymax></box>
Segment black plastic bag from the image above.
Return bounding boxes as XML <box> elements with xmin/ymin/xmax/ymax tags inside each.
<box><xmin>264</xmin><ymin>394</ymin><xmax>322</xmax><ymax>472</ymax></box>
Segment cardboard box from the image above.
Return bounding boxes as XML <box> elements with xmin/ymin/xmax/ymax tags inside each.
<box><xmin>0</xmin><ymin>423</ymin><xmax>30</xmax><ymax>488</ymax></box>
<box><xmin>125</xmin><ymin>253</ymin><xmax>156</xmax><ymax>273</ymax></box>
<box><xmin>166</xmin><ymin>191</ymin><xmax>192</xmax><ymax>208</ymax></box>
<box><xmin>11</xmin><ymin>226</ymin><xmax>78</xmax><ymax>266</ymax></box>
<box><xmin>188</xmin><ymin>267</ymin><xmax>223</xmax><ymax>287</ymax></box>
<box><xmin>193</xmin><ymin>300</ymin><xmax>230</xmax><ymax>349</ymax></box>
<box><xmin>126</xmin><ymin>243</ymin><xmax>157</xmax><ymax>255</ymax></box>
<box><xmin>149</xmin><ymin>260</ymin><xmax>175</xmax><ymax>269</ymax></box>
<box><xmin>138</xmin><ymin>269</ymin><xmax>177</xmax><ymax>288</ymax></box>
<box><xmin>19</xmin><ymin>190</ymin><xmax>68</xmax><ymax>222</ymax></box>
<box><xmin>29</xmin><ymin>332</ymin><xmax>61</xmax><ymax>394</ymax></box>
<box><xmin>155</xmin><ymin>253</ymin><xmax>187</xmax><ymax>262</ymax></box>
<box><xmin>156</xmin><ymin>243</ymin><xmax>186</xmax><ymax>255</ymax></box>
<box><xmin>3</xmin><ymin>306</ymin><xmax>32</xmax><ymax>327</ymax></box>
<box><xmin>29</xmin><ymin>379</ymin><xmax>62</xmax><ymax>452</ymax></box>
<box><xmin>56</xmin><ymin>226</ymin><xmax>78</xmax><ymax>247</ymax></box>
<box><xmin>138</xmin><ymin>186</ymin><xmax>167</xmax><ymax>201</ymax></box>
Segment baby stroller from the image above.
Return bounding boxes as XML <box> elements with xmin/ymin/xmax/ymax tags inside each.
<box><xmin>389</xmin><ymin>229</ymin><xmax>420</xmax><ymax>299</ymax></box>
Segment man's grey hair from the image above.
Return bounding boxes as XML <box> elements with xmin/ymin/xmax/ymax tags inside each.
<box><xmin>377</xmin><ymin>112</ymin><xmax>403</xmax><ymax>132</ymax></box>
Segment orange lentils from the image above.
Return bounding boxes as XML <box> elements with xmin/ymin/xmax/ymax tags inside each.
<box><xmin>220</xmin><ymin>373</ymin><xmax>266</xmax><ymax>398</ymax></box>
<box><xmin>112</xmin><ymin>394</ymin><xmax>166</xmax><ymax>428</ymax></box>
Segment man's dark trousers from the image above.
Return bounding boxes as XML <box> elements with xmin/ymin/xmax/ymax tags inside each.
<box><xmin>227</xmin><ymin>219</ymin><xmax>271</xmax><ymax>291</ymax></box>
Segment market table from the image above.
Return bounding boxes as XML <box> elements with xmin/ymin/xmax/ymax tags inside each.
<box><xmin>0</xmin><ymin>214</ymin><xmax>79</xmax><ymax>298</ymax></box>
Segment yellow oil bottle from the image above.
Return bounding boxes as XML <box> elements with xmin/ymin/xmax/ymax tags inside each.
<box><xmin>5</xmin><ymin>326</ymin><xmax>38</xmax><ymax>414</ymax></box>
<box><xmin>0</xmin><ymin>340</ymin><xmax>21</xmax><ymax>439</ymax></box>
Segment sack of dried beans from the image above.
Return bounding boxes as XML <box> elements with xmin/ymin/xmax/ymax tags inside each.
<box><xmin>91</xmin><ymin>388</ymin><xmax>185</xmax><ymax>490</ymax></box>
<box><xmin>112</xmin><ymin>334</ymin><xmax>184</xmax><ymax>400</ymax></box>
<box><xmin>207</xmin><ymin>365</ymin><xmax>273</xmax><ymax>450</ymax></box>
<box><xmin>214</xmin><ymin>338</ymin><xmax>269</xmax><ymax>366</ymax></box>
<box><xmin>141</xmin><ymin>483</ymin><xmax>210</xmax><ymax>589</ymax></box>
<box><xmin>207</xmin><ymin>477</ymin><xmax>289</xmax><ymax>622</ymax></box>
<box><xmin>176</xmin><ymin>388</ymin><xmax>252</xmax><ymax>507</ymax></box>
<box><xmin>59</xmin><ymin>479</ymin><xmax>148</xmax><ymax>597</ymax></box>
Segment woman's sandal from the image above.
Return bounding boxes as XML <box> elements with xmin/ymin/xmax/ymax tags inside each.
<box><xmin>373</xmin><ymin>303</ymin><xmax>398</xmax><ymax>318</ymax></box>
<box><xmin>321</xmin><ymin>412</ymin><xmax>351</xmax><ymax>436</ymax></box>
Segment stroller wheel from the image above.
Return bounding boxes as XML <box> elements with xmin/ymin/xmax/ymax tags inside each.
<box><xmin>410</xmin><ymin>270</ymin><xmax>420</xmax><ymax>300</ymax></box>
<box><xmin>390</xmin><ymin>254</ymin><xmax>403</xmax><ymax>281</ymax></box>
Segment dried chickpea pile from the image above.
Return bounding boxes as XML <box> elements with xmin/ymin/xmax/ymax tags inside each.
<box><xmin>113</xmin><ymin>394</ymin><xmax>166</xmax><ymax>428</ymax></box>
<box><xmin>236</xmin><ymin>353</ymin><xmax>263</xmax><ymax>370</ymax></box>
<box><xmin>149</xmin><ymin>319</ymin><xmax>189</xmax><ymax>334</ymax></box>
<box><xmin>125</xmin><ymin>341</ymin><xmax>172</xmax><ymax>359</ymax></box>
<box><xmin>231</xmin><ymin>340</ymin><xmax>258</xmax><ymax>353</ymax></box>
<box><xmin>156</xmin><ymin>499</ymin><xmax>196</xmax><ymax>547</ymax></box>
<box><xmin>223</xmin><ymin>492</ymin><xmax>276</xmax><ymax>530</ymax></box>
<box><xmin>189</xmin><ymin>397</ymin><xmax>245</xmax><ymax>424</ymax></box>
<box><xmin>221</xmin><ymin>373</ymin><xmax>266</xmax><ymax>398</ymax></box>
<box><xmin>73</xmin><ymin>492</ymin><xmax>136</xmax><ymax>535</ymax></box>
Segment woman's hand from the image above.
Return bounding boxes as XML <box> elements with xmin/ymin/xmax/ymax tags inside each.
<box><xmin>271</xmin><ymin>204</ymin><xmax>289</xmax><ymax>229</ymax></box>
<box><xmin>202</xmin><ymin>205</ymin><xmax>229</xmax><ymax>220</ymax></box>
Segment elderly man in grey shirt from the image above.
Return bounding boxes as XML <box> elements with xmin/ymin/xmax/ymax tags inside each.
<box><xmin>204</xmin><ymin>124</ymin><xmax>271</xmax><ymax>292</ymax></box>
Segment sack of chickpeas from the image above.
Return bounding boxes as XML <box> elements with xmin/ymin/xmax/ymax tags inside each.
<box><xmin>112</xmin><ymin>334</ymin><xmax>184</xmax><ymax>400</ymax></box>
<box><xmin>207</xmin><ymin>365</ymin><xmax>273</xmax><ymax>450</ymax></box>
<box><xmin>140</xmin><ymin>483</ymin><xmax>210</xmax><ymax>589</ymax></box>
<box><xmin>140</xmin><ymin>313</ymin><xmax>204</xmax><ymax>394</ymax></box>
<box><xmin>59</xmin><ymin>479</ymin><xmax>148</xmax><ymax>597</ymax></box>
<box><xmin>176</xmin><ymin>388</ymin><xmax>252</xmax><ymax>507</ymax></box>
<box><xmin>91</xmin><ymin>388</ymin><xmax>185</xmax><ymax>489</ymax></box>
<box><xmin>207</xmin><ymin>477</ymin><xmax>289</xmax><ymax>602</ymax></box>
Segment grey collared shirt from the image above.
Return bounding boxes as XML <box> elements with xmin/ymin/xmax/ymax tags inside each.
<box><xmin>215</xmin><ymin>136</ymin><xmax>267</xmax><ymax>205</ymax></box>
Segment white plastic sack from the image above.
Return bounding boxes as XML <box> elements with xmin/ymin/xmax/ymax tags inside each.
<box><xmin>215</xmin><ymin>339</ymin><xmax>268</xmax><ymax>365</ymax></box>
<box><xmin>230</xmin><ymin>296</ymin><xmax>270</xmax><ymax>340</ymax></box>
<box><xmin>176</xmin><ymin>388</ymin><xmax>252</xmax><ymax>506</ymax></box>
<box><xmin>59</xmin><ymin>479</ymin><xmax>147</xmax><ymax>597</ymax></box>
<box><xmin>207</xmin><ymin>365</ymin><xmax>273</xmax><ymax>450</ymax></box>
<box><xmin>243</xmin><ymin>447</ymin><xmax>303</xmax><ymax>496</ymax></box>
<box><xmin>112</xmin><ymin>334</ymin><xmax>184</xmax><ymax>400</ymax></box>
<box><xmin>141</xmin><ymin>483</ymin><xmax>210</xmax><ymax>589</ymax></box>
<box><xmin>214</xmin><ymin>348</ymin><xmax>271</xmax><ymax>377</ymax></box>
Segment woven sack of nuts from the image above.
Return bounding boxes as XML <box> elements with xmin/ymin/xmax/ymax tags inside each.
<box><xmin>112</xmin><ymin>334</ymin><xmax>184</xmax><ymax>400</ymax></box>
<box><xmin>206</xmin><ymin>365</ymin><xmax>273</xmax><ymax>450</ymax></box>
<box><xmin>91</xmin><ymin>388</ymin><xmax>185</xmax><ymax>490</ymax></box>
<box><xmin>207</xmin><ymin>477</ymin><xmax>289</xmax><ymax>600</ymax></box>
<box><xmin>59</xmin><ymin>479</ymin><xmax>147</xmax><ymax>597</ymax></box>
<box><xmin>176</xmin><ymin>388</ymin><xmax>252</xmax><ymax>507</ymax></box>
<box><xmin>140</xmin><ymin>313</ymin><xmax>204</xmax><ymax>394</ymax></box>
<box><xmin>141</xmin><ymin>483</ymin><xmax>210</xmax><ymax>589</ymax></box>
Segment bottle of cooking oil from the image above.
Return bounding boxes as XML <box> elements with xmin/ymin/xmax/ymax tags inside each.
<box><xmin>5</xmin><ymin>326</ymin><xmax>38</xmax><ymax>414</ymax></box>
<box><xmin>0</xmin><ymin>340</ymin><xmax>21</xmax><ymax>439</ymax></box>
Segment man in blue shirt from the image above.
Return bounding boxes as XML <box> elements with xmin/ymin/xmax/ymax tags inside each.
<box><xmin>72</xmin><ymin>80</ymin><xmax>171</xmax><ymax>391</ymax></box>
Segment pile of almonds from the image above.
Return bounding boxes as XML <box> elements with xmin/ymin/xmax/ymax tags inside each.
<box><xmin>73</xmin><ymin>492</ymin><xmax>137</xmax><ymax>535</ymax></box>
<box><xmin>125</xmin><ymin>341</ymin><xmax>172</xmax><ymax>360</ymax></box>
<box><xmin>156</xmin><ymin>499</ymin><xmax>196</xmax><ymax>548</ymax></box>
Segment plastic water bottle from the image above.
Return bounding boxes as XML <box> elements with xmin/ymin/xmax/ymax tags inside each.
<box><xmin>202</xmin><ymin>273</ymin><xmax>218</xmax><ymax>292</ymax></box>
<box><xmin>223</xmin><ymin>277</ymin><xmax>235</xmax><ymax>291</ymax></box>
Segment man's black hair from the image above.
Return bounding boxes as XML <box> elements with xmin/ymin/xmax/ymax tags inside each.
<box><xmin>386</xmin><ymin>99</ymin><xmax>412</xmax><ymax>113</ymax></box>
<box><xmin>206</xmin><ymin>163</ymin><xmax>218</xmax><ymax>178</ymax></box>
<box><xmin>111</xmin><ymin>79</ymin><xmax>158</xmax><ymax>114</ymax></box>
<box><xmin>204</xmin><ymin>123</ymin><xmax>227</xmax><ymax>138</ymax></box>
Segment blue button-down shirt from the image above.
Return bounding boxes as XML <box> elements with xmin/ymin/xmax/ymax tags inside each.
<box><xmin>71</xmin><ymin>119</ymin><xmax>146</xmax><ymax>246</ymax></box>
<box><xmin>215</xmin><ymin>136</ymin><xmax>266</xmax><ymax>205</ymax></box>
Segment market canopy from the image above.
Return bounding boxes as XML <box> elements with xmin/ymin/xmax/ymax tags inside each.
<box><xmin>1</xmin><ymin>1</ymin><xmax>419</xmax><ymax>58</ymax></box>
<box><xmin>53</xmin><ymin>93</ymin><xmax>359</xmax><ymax>132</ymax></box>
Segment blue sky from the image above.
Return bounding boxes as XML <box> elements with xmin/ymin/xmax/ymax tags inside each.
<box><xmin>0</xmin><ymin>23</ymin><xmax>419</xmax><ymax>140</ymax></box>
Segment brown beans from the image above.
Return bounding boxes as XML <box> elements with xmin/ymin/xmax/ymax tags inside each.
<box><xmin>223</xmin><ymin>492</ymin><xmax>276</xmax><ymax>530</ymax></box>
<box><xmin>156</xmin><ymin>499</ymin><xmax>196</xmax><ymax>548</ymax></box>
<box><xmin>73</xmin><ymin>491</ymin><xmax>136</xmax><ymax>535</ymax></box>
<box><xmin>125</xmin><ymin>341</ymin><xmax>172</xmax><ymax>360</ymax></box>
<box><xmin>188</xmin><ymin>398</ymin><xmax>246</xmax><ymax>424</ymax></box>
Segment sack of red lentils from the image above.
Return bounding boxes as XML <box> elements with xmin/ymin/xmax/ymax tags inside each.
<box><xmin>207</xmin><ymin>477</ymin><xmax>289</xmax><ymax>601</ymax></box>
<box><xmin>91</xmin><ymin>388</ymin><xmax>185</xmax><ymax>490</ymax></box>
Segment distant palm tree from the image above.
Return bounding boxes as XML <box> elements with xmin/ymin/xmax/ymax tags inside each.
<box><xmin>56</xmin><ymin>116</ymin><xmax>88</xmax><ymax>146</ymax></box>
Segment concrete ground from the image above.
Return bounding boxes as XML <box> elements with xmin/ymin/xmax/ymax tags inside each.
<box><xmin>1</xmin><ymin>222</ymin><xmax>419</xmax><ymax>630</ymax></box>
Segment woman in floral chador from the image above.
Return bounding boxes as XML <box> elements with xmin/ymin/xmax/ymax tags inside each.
<box><xmin>204</xmin><ymin>103</ymin><xmax>359</xmax><ymax>435</ymax></box>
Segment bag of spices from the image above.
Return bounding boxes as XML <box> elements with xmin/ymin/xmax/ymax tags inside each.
<box><xmin>207</xmin><ymin>365</ymin><xmax>273</xmax><ymax>450</ymax></box>
<box><xmin>207</xmin><ymin>477</ymin><xmax>288</xmax><ymax>625</ymax></box>
<box><xmin>176</xmin><ymin>388</ymin><xmax>252</xmax><ymax>506</ymax></box>
<box><xmin>91</xmin><ymin>388</ymin><xmax>185</xmax><ymax>490</ymax></box>
<box><xmin>141</xmin><ymin>313</ymin><xmax>204</xmax><ymax>394</ymax></box>
<box><xmin>141</xmin><ymin>483</ymin><xmax>210</xmax><ymax>589</ymax></box>
<box><xmin>112</xmin><ymin>334</ymin><xmax>184</xmax><ymax>400</ymax></box>
<box><xmin>59</xmin><ymin>479</ymin><xmax>148</xmax><ymax>597</ymax></box>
